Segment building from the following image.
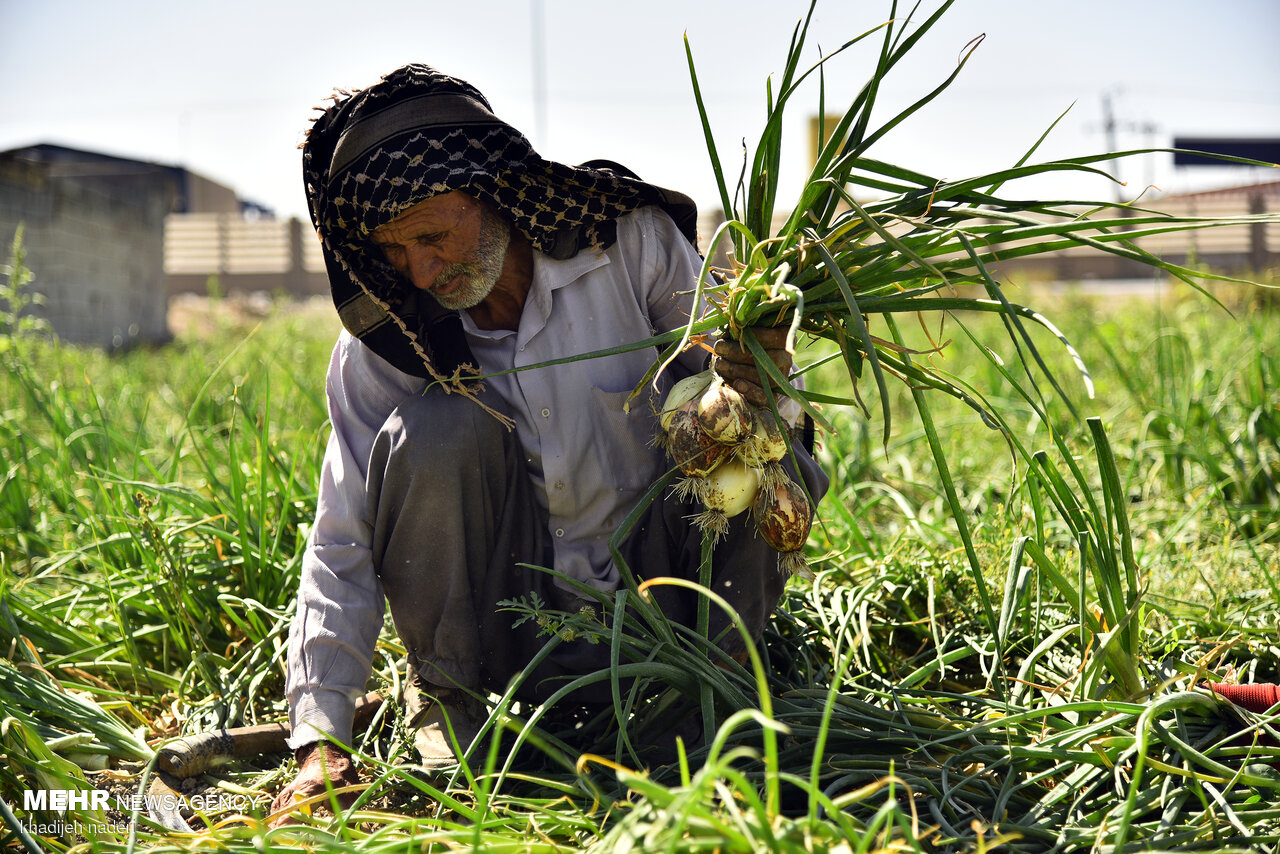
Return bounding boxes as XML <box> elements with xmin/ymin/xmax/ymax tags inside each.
<box><xmin>0</xmin><ymin>143</ymin><xmax>241</xmax><ymax>348</ymax></box>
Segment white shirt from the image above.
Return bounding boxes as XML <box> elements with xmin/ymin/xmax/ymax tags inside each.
<box><xmin>285</xmin><ymin>207</ymin><xmax>708</xmax><ymax>746</ymax></box>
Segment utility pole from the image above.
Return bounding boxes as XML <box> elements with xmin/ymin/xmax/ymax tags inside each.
<box><xmin>1100</xmin><ymin>90</ymin><xmax>1122</xmax><ymax>203</ymax></box>
<box><xmin>1096</xmin><ymin>88</ymin><xmax>1160</xmax><ymax>205</ymax></box>
<box><xmin>531</xmin><ymin>0</ymin><xmax>548</xmax><ymax>150</ymax></box>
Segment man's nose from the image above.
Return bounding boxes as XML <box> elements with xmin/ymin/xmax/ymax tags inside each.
<box><xmin>402</xmin><ymin>243</ymin><xmax>443</xmax><ymax>290</ymax></box>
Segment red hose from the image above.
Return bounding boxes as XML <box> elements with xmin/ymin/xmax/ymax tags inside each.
<box><xmin>1207</xmin><ymin>682</ymin><xmax>1280</xmax><ymax>714</ymax></box>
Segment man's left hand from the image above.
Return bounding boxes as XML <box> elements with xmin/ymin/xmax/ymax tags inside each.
<box><xmin>712</xmin><ymin>327</ymin><xmax>793</xmax><ymax>409</ymax></box>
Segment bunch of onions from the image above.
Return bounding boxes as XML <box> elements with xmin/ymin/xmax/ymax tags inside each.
<box><xmin>660</xmin><ymin>369</ymin><xmax>814</xmax><ymax>576</ymax></box>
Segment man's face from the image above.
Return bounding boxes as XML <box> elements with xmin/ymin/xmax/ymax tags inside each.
<box><xmin>371</xmin><ymin>191</ymin><xmax>511</xmax><ymax>311</ymax></box>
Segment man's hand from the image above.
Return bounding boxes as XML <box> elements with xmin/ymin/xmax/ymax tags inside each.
<box><xmin>268</xmin><ymin>742</ymin><xmax>360</xmax><ymax>828</ymax></box>
<box><xmin>712</xmin><ymin>327</ymin><xmax>794</xmax><ymax>409</ymax></box>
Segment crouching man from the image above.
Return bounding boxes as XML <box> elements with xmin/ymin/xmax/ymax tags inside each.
<box><xmin>269</xmin><ymin>63</ymin><xmax>827</xmax><ymax>823</ymax></box>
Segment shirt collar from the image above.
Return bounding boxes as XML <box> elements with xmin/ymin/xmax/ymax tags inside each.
<box><xmin>462</xmin><ymin>246</ymin><xmax>611</xmax><ymax>342</ymax></box>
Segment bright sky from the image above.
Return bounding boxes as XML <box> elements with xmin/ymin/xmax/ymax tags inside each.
<box><xmin>3</xmin><ymin>1</ymin><xmax>1277</xmax><ymax>222</ymax></box>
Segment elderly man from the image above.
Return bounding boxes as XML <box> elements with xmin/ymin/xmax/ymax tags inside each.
<box><xmin>270</xmin><ymin>64</ymin><xmax>827</xmax><ymax>816</ymax></box>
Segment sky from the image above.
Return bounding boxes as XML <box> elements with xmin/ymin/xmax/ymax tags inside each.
<box><xmin>3</xmin><ymin>0</ymin><xmax>1277</xmax><ymax>222</ymax></box>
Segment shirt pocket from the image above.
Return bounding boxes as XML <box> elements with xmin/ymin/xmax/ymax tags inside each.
<box><xmin>586</xmin><ymin>384</ymin><xmax>667</xmax><ymax>499</ymax></box>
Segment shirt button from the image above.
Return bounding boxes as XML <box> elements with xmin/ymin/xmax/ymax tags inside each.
<box><xmin>554</xmin><ymin>480</ymin><xmax>565</xmax><ymax>491</ymax></box>
<box><xmin>555</xmin><ymin>528</ymin><xmax>565</xmax><ymax>537</ymax></box>
<box><xmin>541</xmin><ymin>408</ymin><xmax>551</xmax><ymax>418</ymax></box>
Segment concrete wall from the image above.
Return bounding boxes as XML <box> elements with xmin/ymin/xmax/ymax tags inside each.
<box><xmin>182</xmin><ymin>173</ymin><xmax>240</xmax><ymax>214</ymax></box>
<box><xmin>163</xmin><ymin>214</ymin><xmax>330</xmax><ymax>298</ymax></box>
<box><xmin>0</xmin><ymin>157</ymin><xmax>170</xmax><ymax>348</ymax></box>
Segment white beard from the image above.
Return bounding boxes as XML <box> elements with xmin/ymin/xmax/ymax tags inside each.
<box><xmin>430</xmin><ymin>208</ymin><xmax>511</xmax><ymax>311</ymax></box>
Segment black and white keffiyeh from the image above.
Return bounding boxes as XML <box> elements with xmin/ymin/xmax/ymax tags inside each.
<box><xmin>302</xmin><ymin>63</ymin><xmax>699</xmax><ymax>382</ymax></box>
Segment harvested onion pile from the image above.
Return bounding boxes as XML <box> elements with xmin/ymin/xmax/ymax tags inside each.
<box><xmin>660</xmin><ymin>370</ymin><xmax>813</xmax><ymax>576</ymax></box>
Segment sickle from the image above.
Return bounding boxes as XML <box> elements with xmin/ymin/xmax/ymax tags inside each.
<box><xmin>146</xmin><ymin>691</ymin><xmax>384</xmax><ymax>832</ymax></box>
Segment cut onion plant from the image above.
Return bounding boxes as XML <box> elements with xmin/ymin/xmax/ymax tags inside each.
<box><xmin>633</xmin><ymin>0</ymin><xmax>1280</xmax><ymax>625</ymax></box>
<box><xmin>661</xmin><ymin>366</ymin><xmax>810</xmax><ymax>563</ymax></box>
<box><xmin>738</xmin><ymin>409</ymin><xmax>789</xmax><ymax>471</ymax></box>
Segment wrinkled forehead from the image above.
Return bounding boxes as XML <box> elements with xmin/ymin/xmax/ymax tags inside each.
<box><xmin>369</xmin><ymin>192</ymin><xmax>478</xmax><ymax>243</ymax></box>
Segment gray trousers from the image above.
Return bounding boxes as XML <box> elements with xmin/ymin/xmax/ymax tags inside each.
<box><xmin>365</xmin><ymin>386</ymin><xmax>828</xmax><ymax>705</ymax></box>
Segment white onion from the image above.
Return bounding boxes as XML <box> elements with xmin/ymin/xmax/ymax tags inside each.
<box><xmin>691</xmin><ymin>456</ymin><xmax>759</xmax><ymax>541</ymax></box>
<box><xmin>737</xmin><ymin>409</ymin><xmax>789</xmax><ymax>468</ymax></box>
<box><xmin>695</xmin><ymin>379</ymin><xmax>752</xmax><ymax>445</ymax></box>
<box><xmin>700</xmin><ymin>455</ymin><xmax>759</xmax><ymax>518</ymax></box>
<box><xmin>660</xmin><ymin>370</ymin><xmax>714</xmax><ymax>431</ymax></box>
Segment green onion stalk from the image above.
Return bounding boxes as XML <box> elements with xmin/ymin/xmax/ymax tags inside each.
<box><xmin>660</xmin><ymin>0</ymin><xmax>1276</xmax><ymax>442</ymax></box>
<box><xmin>639</xmin><ymin>0</ymin><xmax>1280</xmax><ymax>688</ymax></box>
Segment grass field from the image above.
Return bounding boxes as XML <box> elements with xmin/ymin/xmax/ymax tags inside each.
<box><xmin>4</xmin><ymin>2</ymin><xmax>1280</xmax><ymax>846</ymax></box>
<box><xmin>3</xmin><ymin>219</ymin><xmax>1280</xmax><ymax>854</ymax></box>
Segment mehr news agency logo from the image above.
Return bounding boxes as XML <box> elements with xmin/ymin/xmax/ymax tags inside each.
<box><xmin>20</xmin><ymin>787</ymin><xmax>270</xmax><ymax>835</ymax></box>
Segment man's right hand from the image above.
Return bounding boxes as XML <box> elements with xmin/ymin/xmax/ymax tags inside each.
<box><xmin>268</xmin><ymin>742</ymin><xmax>361</xmax><ymax>828</ymax></box>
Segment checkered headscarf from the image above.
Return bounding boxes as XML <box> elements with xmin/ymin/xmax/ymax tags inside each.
<box><xmin>303</xmin><ymin>63</ymin><xmax>699</xmax><ymax>380</ymax></box>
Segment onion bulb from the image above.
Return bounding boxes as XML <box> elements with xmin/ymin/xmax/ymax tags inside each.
<box><xmin>655</xmin><ymin>363</ymin><xmax>819</xmax><ymax>575</ymax></box>
<box><xmin>754</xmin><ymin>474</ymin><xmax>814</xmax><ymax>577</ymax></box>
<box><xmin>660</xmin><ymin>371</ymin><xmax>715</xmax><ymax>431</ymax></box>
<box><xmin>695</xmin><ymin>378</ymin><xmax>752</xmax><ymax>445</ymax></box>
<box><xmin>738</xmin><ymin>409</ymin><xmax>789</xmax><ymax>469</ymax></box>
<box><xmin>701</xmin><ymin>456</ymin><xmax>759</xmax><ymax>518</ymax></box>
<box><xmin>666</xmin><ymin>408</ymin><xmax>732</xmax><ymax>477</ymax></box>
<box><xmin>686</xmin><ymin>455</ymin><xmax>760</xmax><ymax>541</ymax></box>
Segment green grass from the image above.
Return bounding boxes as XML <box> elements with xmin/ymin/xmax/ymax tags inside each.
<box><xmin>3</xmin><ymin>0</ymin><xmax>1280</xmax><ymax>846</ymax></box>
<box><xmin>4</xmin><ymin>227</ymin><xmax>1280</xmax><ymax>852</ymax></box>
